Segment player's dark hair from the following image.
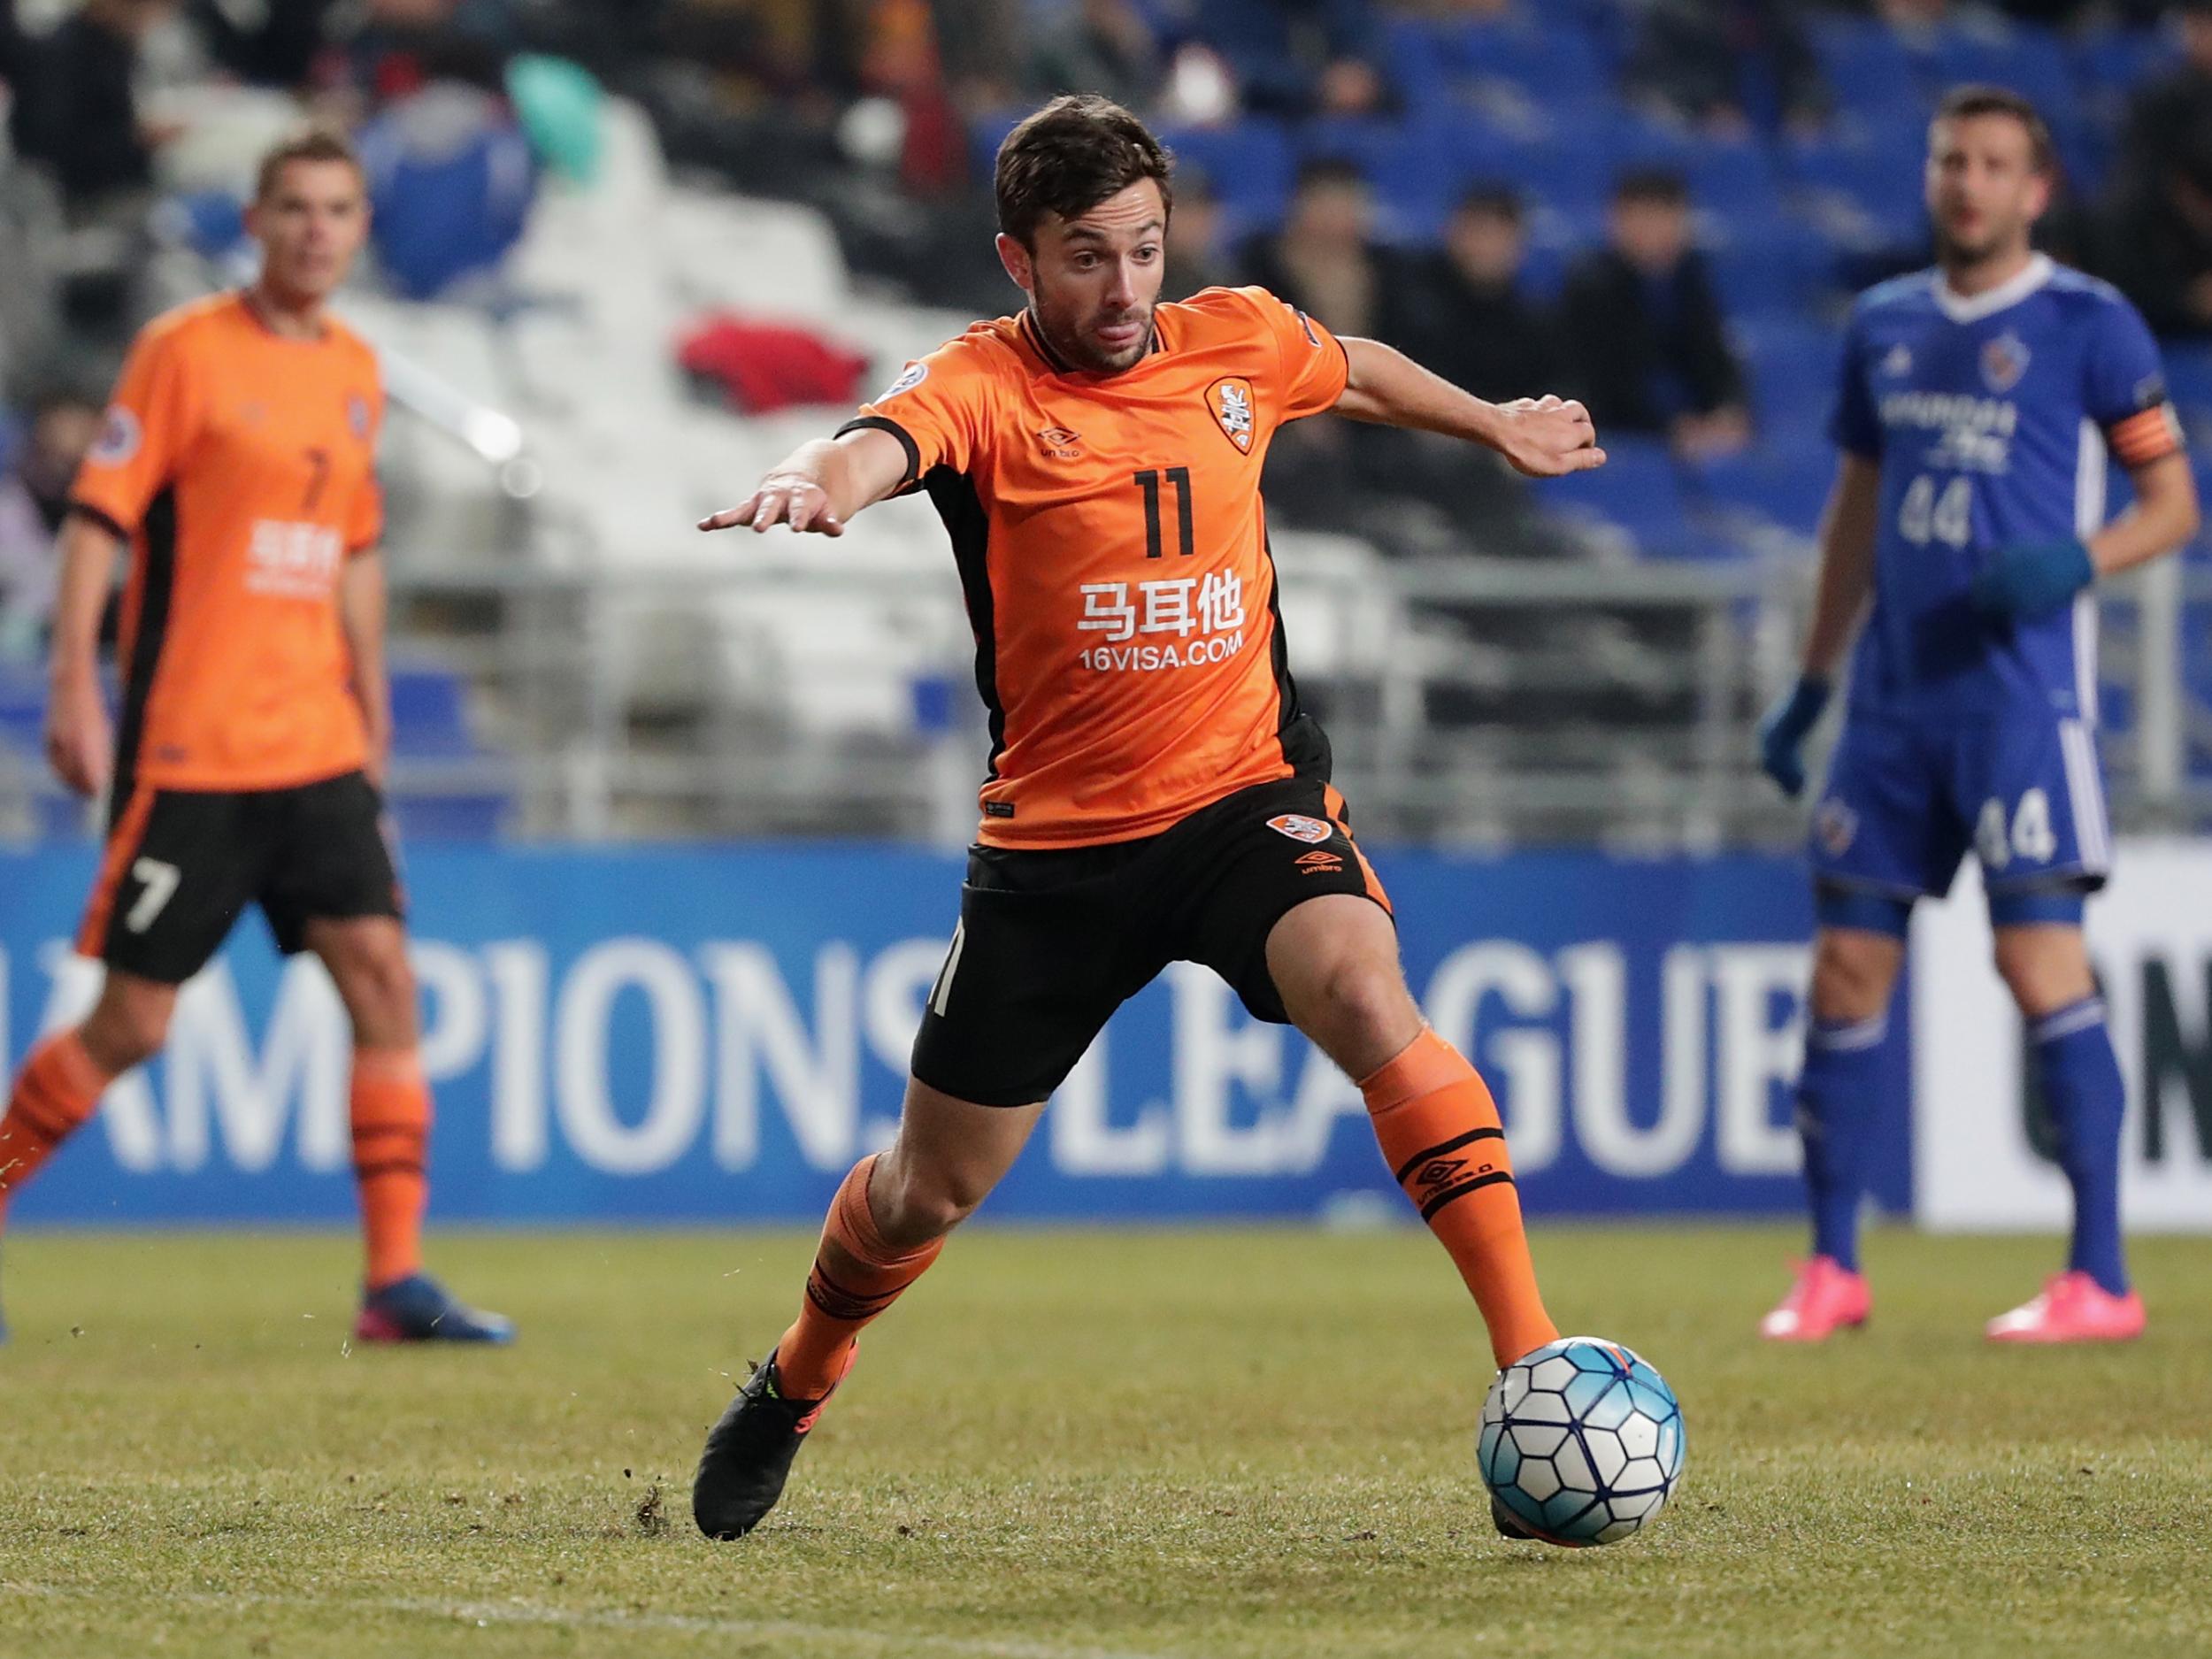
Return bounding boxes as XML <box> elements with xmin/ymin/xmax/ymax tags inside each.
<box><xmin>995</xmin><ymin>96</ymin><xmax>1173</xmax><ymax>247</ymax></box>
<box><xmin>254</xmin><ymin>128</ymin><xmax>365</xmax><ymax>202</ymax></box>
<box><xmin>1456</xmin><ymin>181</ymin><xmax>1524</xmax><ymax>222</ymax></box>
<box><xmin>1933</xmin><ymin>85</ymin><xmax>2056</xmax><ymax>176</ymax></box>
<box><xmin>1614</xmin><ymin>168</ymin><xmax>1689</xmax><ymax>207</ymax></box>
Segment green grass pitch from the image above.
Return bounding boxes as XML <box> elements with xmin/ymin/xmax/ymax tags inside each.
<box><xmin>1</xmin><ymin>1225</ymin><xmax>2207</xmax><ymax>1658</ymax></box>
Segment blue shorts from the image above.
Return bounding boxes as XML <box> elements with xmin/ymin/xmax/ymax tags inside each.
<box><xmin>1809</xmin><ymin>710</ymin><xmax>2111</xmax><ymax>907</ymax></box>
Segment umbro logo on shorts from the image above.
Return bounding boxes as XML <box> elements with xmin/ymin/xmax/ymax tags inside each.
<box><xmin>1294</xmin><ymin>849</ymin><xmax>1345</xmax><ymax>874</ymax></box>
<box><xmin>1267</xmin><ymin>813</ymin><xmax>1332</xmax><ymax>844</ymax></box>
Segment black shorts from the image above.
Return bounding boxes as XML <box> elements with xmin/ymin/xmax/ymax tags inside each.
<box><xmin>910</xmin><ymin>774</ymin><xmax>1393</xmax><ymax>1108</ymax></box>
<box><xmin>77</xmin><ymin>771</ymin><xmax>403</xmax><ymax>984</ymax></box>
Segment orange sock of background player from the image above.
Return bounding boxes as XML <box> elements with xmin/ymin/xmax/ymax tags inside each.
<box><xmin>1361</xmin><ymin>1028</ymin><xmax>1559</xmax><ymax>1368</ymax></box>
<box><xmin>773</xmin><ymin>1153</ymin><xmax>944</xmax><ymax>1400</ymax></box>
<box><xmin>0</xmin><ymin>1031</ymin><xmax>114</xmax><ymax>1224</ymax></box>
<box><xmin>351</xmin><ymin>1049</ymin><xmax>432</xmax><ymax>1289</ymax></box>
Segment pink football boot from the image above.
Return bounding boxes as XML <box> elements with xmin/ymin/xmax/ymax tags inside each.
<box><xmin>1985</xmin><ymin>1272</ymin><xmax>2146</xmax><ymax>1344</ymax></box>
<box><xmin>1758</xmin><ymin>1256</ymin><xmax>1871</xmax><ymax>1341</ymax></box>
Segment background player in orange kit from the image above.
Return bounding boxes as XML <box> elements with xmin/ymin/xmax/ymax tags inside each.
<box><xmin>691</xmin><ymin>95</ymin><xmax>1605</xmax><ymax>1541</ymax></box>
<box><xmin>0</xmin><ymin>131</ymin><xmax>512</xmax><ymax>1347</ymax></box>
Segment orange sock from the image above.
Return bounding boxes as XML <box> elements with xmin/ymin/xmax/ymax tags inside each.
<box><xmin>0</xmin><ymin>1032</ymin><xmax>113</xmax><ymax>1225</ymax></box>
<box><xmin>351</xmin><ymin>1049</ymin><xmax>431</xmax><ymax>1290</ymax></box>
<box><xmin>773</xmin><ymin>1154</ymin><xmax>943</xmax><ymax>1399</ymax></box>
<box><xmin>1362</xmin><ymin>1028</ymin><xmax>1559</xmax><ymax>1368</ymax></box>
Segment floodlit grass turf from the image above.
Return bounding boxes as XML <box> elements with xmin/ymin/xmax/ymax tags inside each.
<box><xmin>1</xmin><ymin>1226</ymin><xmax>2208</xmax><ymax>1659</ymax></box>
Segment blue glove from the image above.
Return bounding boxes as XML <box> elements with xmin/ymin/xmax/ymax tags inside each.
<box><xmin>1970</xmin><ymin>537</ymin><xmax>2095</xmax><ymax>619</ymax></box>
<box><xmin>1757</xmin><ymin>676</ymin><xmax>1831</xmax><ymax>799</ymax></box>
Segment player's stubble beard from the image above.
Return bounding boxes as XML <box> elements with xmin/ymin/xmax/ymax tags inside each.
<box><xmin>1029</xmin><ymin>273</ymin><xmax>1156</xmax><ymax>377</ymax></box>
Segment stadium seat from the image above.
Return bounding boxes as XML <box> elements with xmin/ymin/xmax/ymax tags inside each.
<box><xmin>1689</xmin><ymin>442</ymin><xmax>1835</xmax><ymax>541</ymax></box>
<box><xmin>1734</xmin><ymin>318</ymin><xmax>1845</xmax><ymax>449</ymax></box>
<box><xmin>1445</xmin><ymin>115</ymin><xmax>1610</xmax><ymax>222</ymax></box>
<box><xmin>1537</xmin><ymin>437</ymin><xmax>1704</xmax><ymax>559</ymax></box>
<box><xmin>1805</xmin><ymin>13</ymin><xmax>1923</xmax><ymax>121</ymax></box>
<box><xmin>1927</xmin><ymin>22</ymin><xmax>2078</xmax><ymax>116</ymax></box>
<box><xmin>1782</xmin><ymin>130</ymin><xmax>1927</xmax><ymax>254</ymax></box>
<box><xmin>1609</xmin><ymin>116</ymin><xmax>1786</xmax><ymax>228</ymax></box>
<box><xmin>1155</xmin><ymin>120</ymin><xmax>1295</xmax><ymax>224</ymax></box>
<box><xmin>1386</xmin><ymin>8</ymin><xmax>1608</xmax><ymax>120</ymax></box>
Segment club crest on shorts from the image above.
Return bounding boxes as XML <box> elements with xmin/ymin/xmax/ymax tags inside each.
<box><xmin>1981</xmin><ymin>333</ymin><xmax>2030</xmax><ymax>394</ymax></box>
<box><xmin>1208</xmin><ymin>377</ymin><xmax>1255</xmax><ymax>453</ymax></box>
<box><xmin>1267</xmin><ymin>812</ymin><xmax>1332</xmax><ymax>845</ymax></box>
<box><xmin>1815</xmin><ymin>798</ymin><xmax>1858</xmax><ymax>856</ymax></box>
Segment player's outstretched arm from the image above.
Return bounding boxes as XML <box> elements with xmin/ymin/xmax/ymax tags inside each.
<box><xmin>1330</xmin><ymin>336</ymin><xmax>1605</xmax><ymax>477</ymax></box>
<box><xmin>698</xmin><ymin>427</ymin><xmax>914</xmax><ymax>539</ymax></box>
<box><xmin>1756</xmin><ymin>454</ymin><xmax>1881</xmax><ymax>797</ymax></box>
<box><xmin>44</xmin><ymin>511</ymin><xmax>123</xmax><ymax>798</ymax></box>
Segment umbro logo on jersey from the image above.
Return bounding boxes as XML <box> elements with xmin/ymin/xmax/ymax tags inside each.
<box><xmin>1267</xmin><ymin>813</ymin><xmax>1332</xmax><ymax>844</ymax></box>
<box><xmin>1880</xmin><ymin>344</ymin><xmax>1913</xmax><ymax>378</ymax></box>
<box><xmin>1982</xmin><ymin>333</ymin><xmax>2030</xmax><ymax>394</ymax></box>
<box><xmin>1209</xmin><ymin>377</ymin><xmax>1256</xmax><ymax>453</ymax></box>
<box><xmin>1294</xmin><ymin>849</ymin><xmax>1345</xmax><ymax>874</ymax></box>
<box><xmin>1036</xmin><ymin>426</ymin><xmax>1082</xmax><ymax>458</ymax></box>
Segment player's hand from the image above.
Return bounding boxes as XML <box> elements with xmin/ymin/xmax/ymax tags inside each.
<box><xmin>1493</xmin><ymin>395</ymin><xmax>1606</xmax><ymax>478</ymax></box>
<box><xmin>698</xmin><ymin>477</ymin><xmax>844</xmax><ymax>537</ymax></box>
<box><xmin>1756</xmin><ymin>675</ymin><xmax>1832</xmax><ymax>799</ymax></box>
<box><xmin>45</xmin><ymin>672</ymin><xmax>112</xmax><ymax>798</ymax></box>
<box><xmin>1970</xmin><ymin>538</ymin><xmax>2094</xmax><ymax>620</ymax></box>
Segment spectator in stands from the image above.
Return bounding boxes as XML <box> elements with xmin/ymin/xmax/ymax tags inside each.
<box><xmin>2116</xmin><ymin>0</ymin><xmax>2212</xmax><ymax>200</ymax></box>
<box><xmin>1025</xmin><ymin>0</ymin><xmax>1159</xmax><ymax>112</ymax></box>
<box><xmin>187</xmin><ymin>0</ymin><xmax>342</xmax><ymax>90</ymax></box>
<box><xmin>1240</xmin><ymin>157</ymin><xmax>1404</xmax><ymax>342</ymax></box>
<box><xmin>0</xmin><ymin>391</ymin><xmax>100</xmax><ymax>657</ymax></box>
<box><xmin>1186</xmin><ymin>0</ymin><xmax>1391</xmax><ymax>120</ymax></box>
<box><xmin>2095</xmin><ymin>105</ymin><xmax>2212</xmax><ymax>340</ymax></box>
<box><xmin>1398</xmin><ymin>184</ymin><xmax>1563</xmax><ymax>405</ymax></box>
<box><xmin>1562</xmin><ymin>170</ymin><xmax>1750</xmax><ymax>460</ymax></box>
<box><xmin>1164</xmin><ymin>170</ymin><xmax>1239</xmax><ymax>302</ymax></box>
<box><xmin>1623</xmin><ymin>0</ymin><xmax>1829</xmax><ymax>138</ymax></box>
<box><xmin>10</xmin><ymin>0</ymin><xmax>181</xmax><ymax>215</ymax></box>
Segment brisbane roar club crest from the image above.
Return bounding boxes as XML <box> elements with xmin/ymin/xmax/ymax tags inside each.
<box><xmin>1208</xmin><ymin>377</ymin><xmax>1255</xmax><ymax>454</ymax></box>
<box><xmin>1267</xmin><ymin>812</ymin><xmax>1333</xmax><ymax>844</ymax></box>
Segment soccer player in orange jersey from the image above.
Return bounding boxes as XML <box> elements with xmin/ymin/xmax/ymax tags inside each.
<box><xmin>0</xmin><ymin>131</ymin><xmax>511</xmax><ymax>1346</ymax></box>
<box><xmin>690</xmin><ymin>96</ymin><xmax>1606</xmax><ymax>1541</ymax></box>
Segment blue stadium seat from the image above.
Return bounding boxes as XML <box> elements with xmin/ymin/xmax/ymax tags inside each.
<box><xmin>1783</xmin><ymin>130</ymin><xmax>1927</xmax><ymax>253</ymax></box>
<box><xmin>1386</xmin><ymin>9</ymin><xmax>1607</xmax><ymax>117</ymax></box>
<box><xmin>2072</xmin><ymin>25</ymin><xmax>2179</xmax><ymax>134</ymax></box>
<box><xmin>385</xmin><ymin>662</ymin><xmax>513</xmax><ymax>840</ymax></box>
<box><xmin>1806</xmin><ymin>13</ymin><xmax>1922</xmax><ymax>119</ymax></box>
<box><xmin>1156</xmin><ymin>120</ymin><xmax>1295</xmax><ymax>223</ymax></box>
<box><xmin>1446</xmin><ymin>115</ymin><xmax>1610</xmax><ymax>221</ymax></box>
<box><xmin>1537</xmin><ymin>438</ymin><xmax>1705</xmax><ymax>558</ymax></box>
<box><xmin>1735</xmin><ymin>318</ymin><xmax>1845</xmax><ymax>449</ymax></box>
<box><xmin>1706</xmin><ymin>223</ymin><xmax>1839</xmax><ymax>323</ymax></box>
<box><xmin>1609</xmin><ymin>115</ymin><xmax>1786</xmax><ymax>230</ymax></box>
<box><xmin>1928</xmin><ymin>23</ymin><xmax>2078</xmax><ymax>115</ymax></box>
<box><xmin>1299</xmin><ymin>116</ymin><xmax>1462</xmax><ymax>235</ymax></box>
<box><xmin>1689</xmin><ymin>442</ymin><xmax>1836</xmax><ymax>541</ymax></box>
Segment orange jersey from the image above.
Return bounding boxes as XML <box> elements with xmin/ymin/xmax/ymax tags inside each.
<box><xmin>844</xmin><ymin>285</ymin><xmax>1350</xmax><ymax>849</ymax></box>
<box><xmin>70</xmin><ymin>293</ymin><xmax>385</xmax><ymax>793</ymax></box>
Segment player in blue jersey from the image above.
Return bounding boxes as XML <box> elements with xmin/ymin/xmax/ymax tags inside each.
<box><xmin>1755</xmin><ymin>87</ymin><xmax>2200</xmax><ymax>1344</ymax></box>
